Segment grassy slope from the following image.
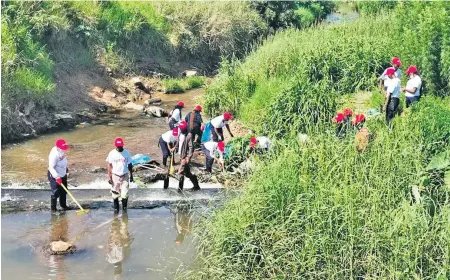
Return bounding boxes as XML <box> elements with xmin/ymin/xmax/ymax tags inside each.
<box><xmin>186</xmin><ymin>2</ymin><xmax>450</xmax><ymax>279</ymax></box>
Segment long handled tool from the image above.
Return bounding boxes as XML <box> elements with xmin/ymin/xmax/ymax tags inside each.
<box><xmin>60</xmin><ymin>183</ymin><xmax>90</xmax><ymax>215</ymax></box>
<box><xmin>169</xmin><ymin>152</ymin><xmax>175</xmax><ymax>175</ymax></box>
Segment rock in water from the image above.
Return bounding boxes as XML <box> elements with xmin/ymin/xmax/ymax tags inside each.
<box><xmin>144</xmin><ymin>98</ymin><xmax>162</xmax><ymax>106</ymax></box>
<box><xmin>50</xmin><ymin>241</ymin><xmax>75</xmax><ymax>255</ymax></box>
<box><xmin>145</xmin><ymin>106</ymin><xmax>166</xmax><ymax>118</ymax></box>
<box><xmin>123</xmin><ymin>102</ymin><xmax>144</xmax><ymax>111</ymax></box>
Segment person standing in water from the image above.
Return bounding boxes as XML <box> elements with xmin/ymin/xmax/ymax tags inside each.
<box><xmin>48</xmin><ymin>138</ymin><xmax>70</xmax><ymax>212</ymax></box>
<box><xmin>159</xmin><ymin>128</ymin><xmax>179</xmax><ymax>167</ymax></box>
<box><xmin>201</xmin><ymin>140</ymin><xmax>225</xmax><ymax>173</ymax></box>
<box><xmin>184</xmin><ymin>105</ymin><xmax>203</xmax><ymax>146</ymax></box>
<box><xmin>178</xmin><ymin>121</ymin><xmax>200</xmax><ymax>191</ymax></box>
<box><xmin>168</xmin><ymin>101</ymin><xmax>185</xmax><ymax>130</ymax></box>
<box><xmin>210</xmin><ymin>112</ymin><xmax>234</xmax><ymax>142</ymax></box>
<box><xmin>106</xmin><ymin>138</ymin><xmax>133</xmax><ymax>213</ymax></box>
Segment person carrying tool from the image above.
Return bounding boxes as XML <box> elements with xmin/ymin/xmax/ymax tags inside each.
<box><xmin>250</xmin><ymin>136</ymin><xmax>272</xmax><ymax>152</ymax></box>
<box><xmin>106</xmin><ymin>137</ymin><xmax>133</xmax><ymax>212</ymax></box>
<box><xmin>211</xmin><ymin>112</ymin><xmax>234</xmax><ymax>142</ymax></box>
<box><xmin>379</xmin><ymin>57</ymin><xmax>402</xmax><ymax>94</ymax></box>
<box><xmin>185</xmin><ymin>105</ymin><xmax>203</xmax><ymax>146</ymax></box>
<box><xmin>48</xmin><ymin>138</ymin><xmax>70</xmax><ymax>212</ymax></box>
<box><xmin>177</xmin><ymin>120</ymin><xmax>200</xmax><ymax>191</ymax></box>
<box><xmin>402</xmin><ymin>65</ymin><xmax>422</xmax><ymax>108</ymax></box>
<box><xmin>384</xmin><ymin>67</ymin><xmax>401</xmax><ymax>125</ymax></box>
<box><xmin>159</xmin><ymin>128</ymin><xmax>179</xmax><ymax>167</ymax></box>
<box><xmin>167</xmin><ymin>101</ymin><xmax>185</xmax><ymax>130</ymax></box>
<box><xmin>201</xmin><ymin>140</ymin><xmax>225</xmax><ymax>173</ymax></box>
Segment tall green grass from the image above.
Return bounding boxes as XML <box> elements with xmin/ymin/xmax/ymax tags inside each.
<box><xmin>184</xmin><ymin>97</ymin><xmax>450</xmax><ymax>279</ymax></box>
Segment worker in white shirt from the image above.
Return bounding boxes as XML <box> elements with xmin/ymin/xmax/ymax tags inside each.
<box><xmin>168</xmin><ymin>101</ymin><xmax>185</xmax><ymax>130</ymax></box>
<box><xmin>210</xmin><ymin>112</ymin><xmax>234</xmax><ymax>142</ymax></box>
<box><xmin>402</xmin><ymin>65</ymin><xmax>422</xmax><ymax>108</ymax></box>
<box><xmin>159</xmin><ymin>128</ymin><xmax>179</xmax><ymax>167</ymax></box>
<box><xmin>48</xmin><ymin>138</ymin><xmax>70</xmax><ymax>211</ymax></box>
<box><xmin>106</xmin><ymin>137</ymin><xmax>133</xmax><ymax>212</ymax></box>
<box><xmin>384</xmin><ymin>68</ymin><xmax>401</xmax><ymax>125</ymax></box>
<box><xmin>379</xmin><ymin>57</ymin><xmax>402</xmax><ymax>94</ymax></box>
<box><xmin>201</xmin><ymin>141</ymin><xmax>225</xmax><ymax>173</ymax></box>
<box><xmin>250</xmin><ymin>136</ymin><xmax>272</xmax><ymax>152</ymax></box>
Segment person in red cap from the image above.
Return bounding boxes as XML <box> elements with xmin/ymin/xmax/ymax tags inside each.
<box><xmin>106</xmin><ymin>137</ymin><xmax>133</xmax><ymax>212</ymax></box>
<box><xmin>167</xmin><ymin>101</ymin><xmax>185</xmax><ymax>130</ymax></box>
<box><xmin>48</xmin><ymin>138</ymin><xmax>70</xmax><ymax>211</ymax></box>
<box><xmin>384</xmin><ymin>67</ymin><xmax>401</xmax><ymax>125</ymax></box>
<box><xmin>177</xmin><ymin>120</ymin><xmax>200</xmax><ymax>191</ymax></box>
<box><xmin>159</xmin><ymin>128</ymin><xmax>179</xmax><ymax>167</ymax></box>
<box><xmin>201</xmin><ymin>140</ymin><xmax>225</xmax><ymax>173</ymax></box>
<box><xmin>402</xmin><ymin>65</ymin><xmax>422</xmax><ymax>108</ymax></box>
<box><xmin>249</xmin><ymin>136</ymin><xmax>272</xmax><ymax>153</ymax></box>
<box><xmin>184</xmin><ymin>105</ymin><xmax>204</xmax><ymax>146</ymax></box>
<box><xmin>210</xmin><ymin>112</ymin><xmax>234</xmax><ymax>142</ymax></box>
<box><xmin>379</xmin><ymin>57</ymin><xmax>402</xmax><ymax>94</ymax></box>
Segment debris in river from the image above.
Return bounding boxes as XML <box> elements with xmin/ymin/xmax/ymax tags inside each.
<box><xmin>355</xmin><ymin>127</ymin><xmax>370</xmax><ymax>152</ymax></box>
<box><xmin>145</xmin><ymin>106</ymin><xmax>166</xmax><ymax>118</ymax></box>
<box><xmin>48</xmin><ymin>241</ymin><xmax>76</xmax><ymax>255</ymax></box>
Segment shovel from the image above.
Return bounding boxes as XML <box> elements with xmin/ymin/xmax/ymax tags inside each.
<box><xmin>169</xmin><ymin>153</ymin><xmax>175</xmax><ymax>175</ymax></box>
<box><xmin>60</xmin><ymin>183</ymin><xmax>90</xmax><ymax>216</ymax></box>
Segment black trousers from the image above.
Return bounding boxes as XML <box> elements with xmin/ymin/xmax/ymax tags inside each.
<box><xmin>201</xmin><ymin>144</ymin><xmax>214</xmax><ymax>172</ymax></box>
<box><xmin>406</xmin><ymin>96</ymin><xmax>420</xmax><ymax>108</ymax></box>
<box><xmin>179</xmin><ymin>163</ymin><xmax>200</xmax><ymax>190</ymax></box>
<box><xmin>191</xmin><ymin>126</ymin><xmax>203</xmax><ymax>144</ymax></box>
<box><xmin>211</xmin><ymin>127</ymin><xmax>223</xmax><ymax>142</ymax></box>
<box><xmin>386</xmin><ymin>97</ymin><xmax>399</xmax><ymax>125</ymax></box>
<box><xmin>159</xmin><ymin>137</ymin><xmax>174</xmax><ymax>167</ymax></box>
<box><xmin>48</xmin><ymin>171</ymin><xmax>67</xmax><ymax>208</ymax></box>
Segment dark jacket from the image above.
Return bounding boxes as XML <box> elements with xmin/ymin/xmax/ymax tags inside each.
<box><xmin>180</xmin><ymin>132</ymin><xmax>194</xmax><ymax>159</ymax></box>
<box><xmin>185</xmin><ymin>112</ymin><xmax>203</xmax><ymax>130</ymax></box>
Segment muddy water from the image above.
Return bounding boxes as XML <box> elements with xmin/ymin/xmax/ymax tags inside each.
<box><xmin>1</xmin><ymin>89</ymin><xmax>204</xmax><ymax>185</ymax></box>
<box><xmin>2</xmin><ymin>207</ymin><xmax>202</xmax><ymax>279</ymax></box>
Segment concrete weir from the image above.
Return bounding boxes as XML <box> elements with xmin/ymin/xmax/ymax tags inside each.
<box><xmin>1</xmin><ymin>187</ymin><xmax>224</xmax><ymax>213</ymax></box>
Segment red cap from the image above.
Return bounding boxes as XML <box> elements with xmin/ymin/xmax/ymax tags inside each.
<box><xmin>195</xmin><ymin>105</ymin><xmax>202</xmax><ymax>112</ymax></box>
<box><xmin>177</xmin><ymin>101</ymin><xmax>185</xmax><ymax>108</ymax></box>
<box><xmin>406</xmin><ymin>65</ymin><xmax>418</xmax><ymax>75</ymax></box>
<box><xmin>217</xmin><ymin>141</ymin><xmax>225</xmax><ymax>153</ymax></box>
<box><xmin>352</xmin><ymin>114</ymin><xmax>366</xmax><ymax>125</ymax></box>
<box><xmin>391</xmin><ymin>57</ymin><xmax>402</xmax><ymax>67</ymax></box>
<box><xmin>333</xmin><ymin>113</ymin><xmax>345</xmax><ymax>124</ymax></box>
<box><xmin>385</xmin><ymin>67</ymin><xmax>396</xmax><ymax>76</ymax></box>
<box><xmin>343</xmin><ymin>108</ymin><xmax>353</xmax><ymax>117</ymax></box>
<box><xmin>178</xmin><ymin>120</ymin><xmax>188</xmax><ymax>130</ymax></box>
<box><xmin>250</xmin><ymin>137</ymin><xmax>257</xmax><ymax>147</ymax></box>
<box><xmin>172</xmin><ymin>128</ymin><xmax>179</xmax><ymax>137</ymax></box>
<box><xmin>114</xmin><ymin>137</ymin><xmax>124</xmax><ymax>147</ymax></box>
<box><xmin>55</xmin><ymin>138</ymin><xmax>69</xmax><ymax>151</ymax></box>
<box><xmin>223</xmin><ymin>112</ymin><xmax>232</xmax><ymax>121</ymax></box>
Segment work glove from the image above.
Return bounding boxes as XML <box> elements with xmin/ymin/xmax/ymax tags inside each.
<box><xmin>56</xmin><ymin>177</ymin><xmax>63</xmax><ymax>185</ymax></box>
<box><xmin>230</xmin><ymin>133</ymin><xmax>234</xmax><ymax>138</ymax></box>
<box><xmin>108</xmin><ymin>178</ymin><xmax>113</xmax><ymax>185</ymax></box>
<box><xmin>130</xmin><ymin>175</ymin><xmax>134</xmax><ymax>183</ymax></box>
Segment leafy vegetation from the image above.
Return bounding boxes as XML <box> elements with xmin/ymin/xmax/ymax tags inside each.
<box><xmin>163</xmin><ymin>76</ymin><xmax>206</xmax><ymax>93</ymax></box>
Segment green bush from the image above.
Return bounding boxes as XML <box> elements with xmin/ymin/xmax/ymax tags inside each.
<box><xmin>163</xmin><ymin>79</ymin><xmax>185</xmax><ymax>94</ymax></box>
<box><xmin>186</xmin><ymin>76</ymin><xmax>205</xmax><ymax>90</ymax></box>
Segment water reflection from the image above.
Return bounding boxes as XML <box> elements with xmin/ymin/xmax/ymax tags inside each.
<box><xmin>48</xmin><ymin>212</ymin><xmax>69</xmax><ymax>280</ymax></box>
<box><xmin>107</xmin><ymin>213</ymin><xmax>134</xmax><ymax>279</ymax></box>
<box><xmin>173</xmin><ymin>205</ymin><xmax>193</xmax><ymax>245</ymax></box>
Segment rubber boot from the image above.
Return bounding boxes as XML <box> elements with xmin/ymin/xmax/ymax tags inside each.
<box><xmin>59</xmin><ymin>192</ymin><xmax>69</xmax><ymax>211</ymax></box>
<box><xmin>178</xmin><ymin>176</ymin><xmax>184</xmax><ymax>192</ymax></box>
<box><xmin>190</xmin><ymin>175</ymin><xmax>200</xmax><ymax>191</ymax></box>
<box><xmin>51</xmin><ymin>196</ymin><xmax>57</xmax><ymax>212</ymax></box>
<box><xmin>122</xmin><ymin>198</ymin><xmax>128</xmax><ymax>211</ymax></box>
<box><xmin>113</xmin><ymin>198</ymin><xmax>120</xmax><ymax>213</ymax></box>
<box><xmin>163</xmin><ymin>177</ymin><xmax>169</xmax><ymax>189</ymax></box>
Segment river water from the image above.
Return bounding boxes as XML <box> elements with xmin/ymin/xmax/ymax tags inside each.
<box><xmin>1</xmin><ymin>88</ymin><xmax>223</xmax><ymax>279</ymax></box>
<box><xmin>2</xmin><ymin>207</ymin><xmax>203</xmax><ymax>280</ymax></box>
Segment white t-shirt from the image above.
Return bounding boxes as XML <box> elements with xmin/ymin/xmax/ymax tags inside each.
<box><xmin>106</xmin><ymin>149</ymin><xmax>132</xmax><ymax>176</ymax></box>
<box><xmin>211</xmin><ymin>115</ymin><xmax>228</xmax><ymax>128</ymax></box>
<box><xmin>256</xmin><ymin>136</ymin><xmax>272</xmax><ymax>149</ymax></box>
<box><xmin>204</xmin><ymin>141</ymin><xmax>223</xmax><ymax>159</ymax></box>
<box><xmin>386</xmin><ymin>77</ymin><xmax>401</xmax><ymax>98</ymax></box>
<box><xmin>161</xmin><ymin>130</ymin><xmax>178</xmax><ymax>144</ymax></box>
<box><xmin>48</xmin><ymin>146</ymin><xmax>68</xmax><ymax>178</ymax></box>
<box><xmin>380</xmin><ymin>68</ymin><xmax>402</xmax><ymax>87</ymax></box>
<box><xmin>405</xmin><ymin>75</ymin><xmax>422</xmax><ymax>98</ymax></box>
<box><xmin>170</xmin><ymin>108</ymin><xmax>181</xmax><ymax>123</ymax></box>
